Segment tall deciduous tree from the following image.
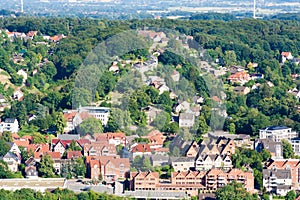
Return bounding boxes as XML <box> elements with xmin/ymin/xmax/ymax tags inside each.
<box><xmin>37</xmin><ymin>154</ymin><xmax>56</xmax><ymax>178</ymax></box>
<box><xmin>78</xmin><ymin>117</ymin><xmax>103</xmax><ymax>136</ymax></box>
<box><xmin>282</xmin><ymin>139</ymin><xmax>295</xmax><ymax>159</ymax></box>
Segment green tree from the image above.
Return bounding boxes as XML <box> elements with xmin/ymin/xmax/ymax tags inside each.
<box><xmin>282</xmin><ymin>139</ymin><xmax>295</xmax><ymax>159</ymax></box>
<box><xmin>215</xmin><ymin>181</ymin><xmax>256</xmax><ymax>200</ymax></box>
<box><xmin>1</xmin><ymin>131</ymin><xmax>12</xmax><ymax>142</ymax></box>
<box><xmin>0</xmin><ymin>139</ymin><xmax>9</xmax><ymax>157</ymax></box>
<box><xmin>78</xmin><ymin>117</ymin><xmax>103</xmax><ymax>136</ymax></box>
<box><xmin>67</xmin><ymin>140</ymin><xmax>81</xmax><ymax>151</ymax></box>
<box><xmin>37</xmin><ymin>154</ymin><xmax>56</xmax><ymax>178</ymax></box>
<box><xmin>54</xmin><ymin>112</ymin><xmax>66</xmax><ymax>134</ymax></box>
<box><xmin>285</xmin><ymin>190</ymin><xmax>296</xmax><ymax>200</ymax></box>
<box><xmin>73</xmin><ymin>158</ymin><xmax>86</xmax><ymax>178</ymax></box>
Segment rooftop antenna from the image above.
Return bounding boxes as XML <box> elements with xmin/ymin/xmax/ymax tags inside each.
<box><xmin>21</xmin><ymin>0</ymin><xmax>24</xmax><ymax>13</ymax></box>
<box><xmin>253</xmin><ymin>0</ymin><xmax>256</xmax><ymax>19</ymax></box>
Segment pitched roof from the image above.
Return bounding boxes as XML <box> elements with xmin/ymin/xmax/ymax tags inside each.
<box><xmin>132</xmin><ymin>144</ymin><xmax>152</xmax><ymax>153</ymax></box>
<box><xmin>27</xmin><ymin>144</ymin><xmax>49</xmax><ymax>153</ymax></box>
<box><xmin>67</xmin><ymin>151</ymin><xmax>83</xmax><ymax>159</ymax></box>
<box><xmin>57</xmin><ymin>133</ymin><xmax>80</xmax><ymax>140</ymax></box>
<box><xmin>34</xmin><ymin>152</ymin><xmax>61</xmax><ymax>160</ymax></box>
<box><xmin>281</xmin><ymin>52</ymin><xmax>291</xmax><ymax>57</ymax></box>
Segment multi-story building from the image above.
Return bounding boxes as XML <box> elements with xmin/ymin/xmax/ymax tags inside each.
<box><xmin>86</xmin><ymin>156</ymin><xmax>130</xmax><ymax>182</ymax></box>
<box><xmin>259</xmin><ymin>126</ymin><xmax>298</xmax><ymax>142</ymax></box>
<box><xmin>79</xmin><ymin>106</ymin><xmax>110</xmax><ymax>126</ymax></box>
<box><xmin>130</xmin><ymin>169</ymin><xmax>255</xmax><ymax>197</ymax></box>
<box><xmin>172</xmin><ymin>157</ymin><xmax>195</xmax><ymax>172</ymax></box>
<box><xmin>205</xmin><ymin>168</ymin><xmax>254</xmax><ymax>193</ymax></box>
<box><xmin>266</xmin><ymin>159</ymin><xmax>300</xmax><ymax>190</ymax></box>
<box><xmin>263</xmin><ymin>168</ymin><xmax>292</xmax><ymax>196</ymax></box>
<box><xmin>84</xmin><ymin>141</ymin><xmax>117</xmax><ymax>157</ymax></box>
<box><xmin>0</xmin><ymin>118</ymin><xmax>19</xmax><ymax>133</ymax></box>
<box><xmin>254</xmin><ymin>139</ymin><xmax>283</xmax><ymax>159</ymax></box>
<box><xmin>195</xmin><ymin>154</ymin><xmax>232</xmax><ymax>171</ymax></box>
<box><xmin>289</xmin><ymin>138</ymin><xmax>300</xmax><ymax>156</ymax></box>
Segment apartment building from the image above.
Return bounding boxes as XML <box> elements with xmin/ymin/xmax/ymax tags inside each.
<box><xmin>266</xmin><ymin>159</ymin><xmax>300</xmax><ymax>190</ymax></box>
<box><xmin>263</xmin><ymin>168</ymin><xmax>292</xmax><ymax>196</ymax></box>
<box><xmin>130</xmin><ymin>169</ymin><xmax>254</xmax><ymax>197</ymax></box>
<box><xmin>259</xmin><ymin>126</ymin><xmax>298</xmax><ymax>142</ymax></box>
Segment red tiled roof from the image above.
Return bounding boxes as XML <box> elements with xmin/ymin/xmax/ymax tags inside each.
<box><xmin>63</xmin><ymin>112</ymin><xmax>77</xmax><ymax>122</ymax></box>
<box><xmin>132</xmin><ymin>144</ymin><xmax>152</xmax><ymax>153</ymax></box>
<box><xmin>281</xmin><ymin>52</ymin><xmax>291</xmax><ymax>57</ymax></box>
<box><xmin>14</xmin><ymin>140</ymin><xmax>30</xmax><ymax>148</ymax></box>
<box><xmin>34</xmin><ymin>151</ymin><xmax>61</xmax><ymax>160</ymax></box>
<box><xmin>27</xmin><ymin>144</ymin><xmax>50</xmax><ymax>153</ymax></box>
<box><xmin>67</xmin><ymin>151</ymin><xmax>83</xmax><ymax>159</ymax></box>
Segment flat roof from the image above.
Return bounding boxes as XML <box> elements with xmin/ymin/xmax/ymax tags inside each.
<box><xmin>0</xmin><ymin>178</ymin><xmax>66</xmax><ymax>189</ymax></box>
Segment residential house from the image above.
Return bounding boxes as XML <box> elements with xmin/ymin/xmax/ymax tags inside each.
<box><xmin>195</xmin><ymin>154</ymin><xmax>233</xmax><ymax>171</ymax></box>
<box><xmin>179</xmin><ymin>112</ymin><xmax>195</xmax><ymax>128</ymax></box>
<box><xmin>281</xmin><ymin>52</ymin><xmax>294</xmax><ymax>63</ymax></box>
<box><xmin>149</xmin><ymin>154</ymin><xmax>169</xmax><ymax>167</ymax></box>
<box><xmin>131</xmin><ymin>144</ymin><xmax>152</xmax><ymax>158</ymax></box>
<box><xmin>84</xmin><ymin>141</ymin><xmax>117</xmax><ymax>157</ymax></box>
<box><xmin>227</xmin><ymin>71</ymin><xmax>250</xmax><ymax>85</ymax></box>
<box><xmin>172</xmin><ymin>157</ymin><xmax>195</xmax><ymax>172</ymax></box>
<box><xmin>86</xmin><ymin>156</ymin><xmax>130</xmax><ymax>181</ymax></box>
<box><xmin>266</xmin><ymin>159</ymin><xmax>300</xmax><ymax>190</ymax></box>
<box><xmin>109</xmin><ymin>62</ymin><xmax>119</xmax><ymax>73</ymax></box>
<box><xmin>27</xmin><ymin>143</ymin><xmax>50</xmax><ymax>158</ymax></box>
<box><xmin>157</xmin><ymin>84</ymin><xmax>169</xmax><ymax>95</ymax></box>
<box><xmin>51</xmin><ymin>139</ymin><xmax>86</xmax><ymax>157</ymax></box>
<box><xmin>185</xmin><ymin>141</ymin><xmax>200</xmax><ymax>157</ymax></box>
<box><xmin>259</xmin><ymin>126</ymin><xmax>298</xmax><ymax>142</ymax></box>
<box><xmin>17</xmin><ymin>69</ymin><xmax>27</xmax><ymax>83</ymax></box>
<box><xmin>254</xmin><ymin>139</ymin><xmax>283</xmax><ymax>159</ymax></box>
<box><xmin>192</xmin><ymin>96</ymin><xmax>205</xmax><ymax>104</ymax></box>
<box><xmin>67</xmin><ymin>151</ymin><xmax>83</xmax><ymax>159</ymax></box>
<box><xmin>95</xmin><ymin>132</ymin><xmax>128</xmax><ymax>146</ymax></box>
<box><xmin>7</xmin><ymin>142</ymin><xmax>21</xmax><ymax>154</ymax></box>
<box><xmin>233</xmin><ymin>86</ymin><xmax>250</xmax><ymax>95</ymax></box>
<box><xmin>1</xmin><ymin>151</ymin><xmax>21</xmax><ymax>172</ymax></box>
<box><xmin>49</xmin><ymin>34</ymin><xmax>66</xmax><ymax>43</ymax></box>
<box><xmin>13</xmin><ymin>89</ymin><xmax>24</xmax><ymax>101</ymax></box>
<box><xmin>229</xmin><ymin>66</ymin><xmax>245</xmax><ymax>74</ymax></box>
<box><xmin>63</xmin><ymin>111</ymin><xmax>77</xmax><ymax>133</ymax></box>
<box><xmin>24</xmin><ymin>157</ymin><xmax>38</xmax><ymax>178</ymax></box>
<box><xmin>0</xmin><ymin>118</ymin><xmax>19</xmax><ymax>133</ymax></box>
<box><xmin>174</xmin><ymin>101</ymin><xmax>190</xmax><ymax>113</ymax></box>
<box><xmin>171</xmin><ymin>70</ymin><xmax>180</xmax><ymax>82</ymax></box>
<box><xmin>138</xmin><ymin>30</ymin><xmax>166</xmax><ymax>43</ymax></box>
<box><xmin>141</xmin><ymin>130</ymin><xmax>165</xmax><ymax>149</ymax></box>
<box><xmin>263</xmin><ymin>168</ymin><xmax>292</xmax><ymax>196</ymax></box>
<box><xmin>26</xmin><ymin>31</ymin><xmax>38</xmax><ymax>39</ymax></box>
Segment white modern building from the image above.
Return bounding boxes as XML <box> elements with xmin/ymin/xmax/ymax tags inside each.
<box><xmin>289</xmin><ymin>138</ymin><xmax>300</xmax><ymax>156</ymax></box>
<box><xmin>79</xmin><ymin>106</ymin><xmax>110</xmax><ymax>126</ymax></box>
<box><xmin>263</xmin><ymin>168</ymin><xmax>292</xmax><ymax>196</ymax></box>
<box><xmin>0</xmin><ymin>118</ymin><xmax>19</xmax><ymax>133</ymax></box>
<box><xmin>259</xmin><ymin>126</ymin><xmax>298</xmax><ymax>142</ymax></box>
